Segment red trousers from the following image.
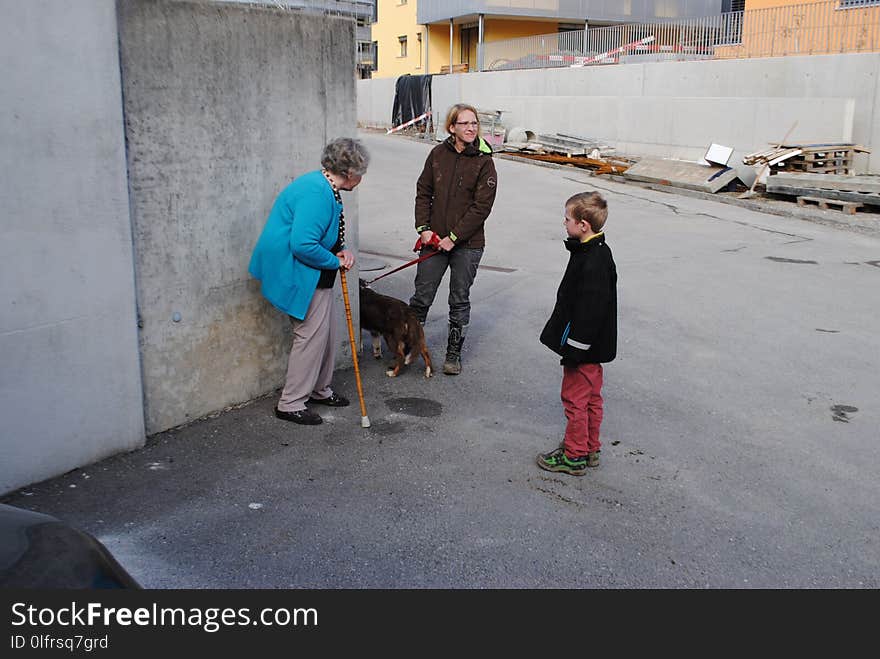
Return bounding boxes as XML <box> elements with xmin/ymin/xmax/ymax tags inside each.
<box><xmin>561</xmin><ymin>363</ymin><xmax>604</xmax><ymax>458</ymax></box>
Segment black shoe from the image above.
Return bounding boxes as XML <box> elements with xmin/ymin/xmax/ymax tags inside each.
<box><xmin>274</xmin><ymin>407</ymin><xmax>323</xmax><ymax>425</ymax></box>
<box><xmin>307</xmin><ymin>392</ymin><xmax>350</xmax><ymax>407</ymax></box>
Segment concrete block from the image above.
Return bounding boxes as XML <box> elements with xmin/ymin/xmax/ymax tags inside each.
<box><xmin>624</xmin><ymin>157</ymin><xmax>740</xmax><ymax>193</ymax></box>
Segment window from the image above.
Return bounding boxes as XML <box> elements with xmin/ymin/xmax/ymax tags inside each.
<box><xmin>417</xmin><ymin>33</ymin><xmax>422</xmax><ymax>68</ymax></box>
<box><xmin>839</xmin><ymin>0</ymin><xmax>880</xmax><ymax>6</ymax></box>
<box><xmin>372</xmin><ymin>40</ymin><xmax>378</xmax><ymax>71</ymax></box>
<box><xmin>721</xmin><ymin>0</ymin><xmax>745</xmax><ymax>11</ymax></box>
<box><xmin>398</xmin><ymin>35</ymin><xmax>407</xmax><ymax>58</ymax></box>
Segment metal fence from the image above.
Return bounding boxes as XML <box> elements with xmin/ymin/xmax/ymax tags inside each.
<box><xmin>717</xmin><ymin>0</ymin><xmax>880</xmax><ymax>58</ymax></box>
<box><xmin>480</xmin><ymin>0</ymin><xmax>880</xmax><ymax>72</ymax></box>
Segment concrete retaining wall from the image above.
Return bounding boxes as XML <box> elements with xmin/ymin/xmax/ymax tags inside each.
<box><xmin>357</xmin><ymin>76</ymin><xmax>397</xmax><ymax>128</ymax></box>
<box><xmin>0</xmin><ymin>0</ymin><xmax>144</xmax><ymax>493</ymax></box>
<box><xmin>359</xmin><ymin>53</ymin><xmax>880</xmax><ymax>174</ymax></box>
<box><xmin>119</xmin><ymin>0</ymin><xmax>358</xmax><ymax>434</ymax></box>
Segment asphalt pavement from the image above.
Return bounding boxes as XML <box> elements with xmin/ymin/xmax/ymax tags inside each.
<box><xmin>4</xmin><ymin>131</ymin><xmax>879</xmax><ymax>588</ymax></box>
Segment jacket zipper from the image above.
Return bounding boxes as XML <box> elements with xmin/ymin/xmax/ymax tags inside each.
<box><xmin>444</xmin><ymin>150</ymin><xmax>461</xmax><ymax>231</ymax></box>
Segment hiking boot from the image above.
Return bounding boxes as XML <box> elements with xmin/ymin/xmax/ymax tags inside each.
<box><xmin>536</xmin><ymin>448</ymin><xmax>587</xmax><ymax>476</ymax></box>
<box><xmin>442</xmin><ymin>323</ymin><xmax>465</xmax><ymax>375</ymax></box>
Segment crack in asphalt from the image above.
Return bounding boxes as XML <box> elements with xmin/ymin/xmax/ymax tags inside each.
<box><xmin>563</xmin><ymin>175</ymin><xmax>815</xmax><ymax>242</ymax></box>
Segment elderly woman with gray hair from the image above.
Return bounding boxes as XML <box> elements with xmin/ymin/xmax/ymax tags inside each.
<box><xmin>249</xmin><ymin>137</ymin><xmax>370</xmax><ymax>425</ymax></box>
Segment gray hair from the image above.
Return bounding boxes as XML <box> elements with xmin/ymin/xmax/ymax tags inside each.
<box><xmin>321</xmin><ymin>137</ymin><xmax>370</xmax><ymax>176</ymax></box>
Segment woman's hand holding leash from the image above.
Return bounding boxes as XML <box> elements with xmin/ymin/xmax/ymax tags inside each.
<box><xmin>417</xmin><ymin>231</ymin><xmax>441</xmax><ymax>251</ymax></box>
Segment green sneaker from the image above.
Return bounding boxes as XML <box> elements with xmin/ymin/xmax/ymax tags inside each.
<box><xmin>557</xmin><ymin>442</ymin><xmax>601</xmax><ymax>468</ymax></box>
<box><xmin>536</xmin><ymin>448</ymin><xmax>587</xmax><ymax>476</ymax></box>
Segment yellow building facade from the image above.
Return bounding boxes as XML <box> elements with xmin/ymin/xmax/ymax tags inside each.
<box><xmin>371</xmin><ymin>1</ymin><xmax>424</xmax><ymax>79</ymax></box>
<box><xmin>372</xmin><ymin>0</ymin><xmax>567</xmax><ymax>78</ymax></box>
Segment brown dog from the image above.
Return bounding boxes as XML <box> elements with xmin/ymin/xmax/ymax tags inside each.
<box><xmin>359</xmin><ymin>280</ymin><xmax>432</xmax><ymax>378</ymax></box>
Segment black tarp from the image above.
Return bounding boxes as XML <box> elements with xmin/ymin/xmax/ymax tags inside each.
<box><xmin>391</xmin><ymin>74</ymin><xmax>433</xmax><ymax>131</ymax></box>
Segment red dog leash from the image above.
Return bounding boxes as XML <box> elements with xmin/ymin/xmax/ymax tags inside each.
<box><xmin>365</xmin><ymin>234</ymin><xmax>442</xmax><ymax>285</ymax></box>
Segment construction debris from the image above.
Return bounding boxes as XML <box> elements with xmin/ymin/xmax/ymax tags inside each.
<box><xmin>477</xmin><ymin>109</ymin><xmax>507</xmax><ymax>147</ymax></box>
<box><xmin>766</xmin><ymin>173</ymin><xmax>880</xmax><ymax>209</ymax></box>
<box><xmin>767</xmin><ymin>173</ymin><xmax>880</xmax><ymax>194</ymax></box>
<box><xmin>623</xmin><ymin>157</ymin><xmax>741</xmax><ymax>193</ymax></box>
<box><xmin>537</xmin><ymin>133</ymin><xmax>616</xmax><ymax>157</ymax></box>
<box><xmin>743</xmin><ymin>143</ymin><xmax>870</xmax><ymax>176</ymax></box>
<box><xmin>705</xmin><ymin>143</ymin><xmax>734</xmax><ymax>167</ymax></box>
<box><xmin>503</xmin><ymin>132</ymin><xmax>615</xmax><ymax>156</ymax></box>
<box><xmin>796</xmin><ymin>196</ymin><xmax>863</xmax><ymax>215</ymax></box>
<box><xmin>503</xmin><ymin>151</ymin><xmax>631</xmax><ymax>175</ymax></box>
<box><xmin>500</xmin><ymin>132</ymin><xmax>626</xmax><ymax>173</ymax></box>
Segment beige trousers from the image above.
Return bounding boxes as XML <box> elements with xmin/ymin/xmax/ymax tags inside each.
<box><xmin>277</xmin><ymin>287</ymin><xmax>337</xmax><ymax>412</ymax></box>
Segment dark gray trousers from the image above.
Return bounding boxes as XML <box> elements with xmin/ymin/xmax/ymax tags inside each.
<box><xmin>409</xmin><ymin>247</ymin><xmax>483</xmax><ymax>327</ymax></box>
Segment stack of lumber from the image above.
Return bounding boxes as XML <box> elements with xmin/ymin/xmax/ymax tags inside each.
<box><xmin>744</xmin><ymin>143</ymin><xmax>870</xmax><ymax>176</ymax></box>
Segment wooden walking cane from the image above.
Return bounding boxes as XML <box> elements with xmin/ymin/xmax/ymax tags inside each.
<box><xmin>339</xmin><ymin>268</ymin><xmax>370</xmax><ymax>428</ymax></box>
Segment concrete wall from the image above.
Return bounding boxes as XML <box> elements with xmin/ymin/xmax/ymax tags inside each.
<box><xmin>0</xmin><ymin>0</ymin><xmax>145</xmax><ymax>494</ymax></box>
<box><xmin>358</xmin><ymin>52</ymin><xmax>880</xmax><ymax>174</ymax></box>
<box><xmin>358</xmin><ymin>76</ymin><xmax>398</xmax><ymax>127</ymax></box>
<box><xmin>118</xmin><ymin>0</ymin><xmax>358</xmax><ymax>434</ymax></box>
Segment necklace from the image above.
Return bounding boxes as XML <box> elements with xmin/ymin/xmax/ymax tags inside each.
<box><xmin>321</xmin><ymin>169</ymin><xmax>345</xmax><ymax>248</ymax></box>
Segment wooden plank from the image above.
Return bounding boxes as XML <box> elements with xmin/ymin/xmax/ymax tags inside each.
<box><xmin>767</xmin><ymin>149</ymin><xmax>803</xmax><ymax>166</ymax></box>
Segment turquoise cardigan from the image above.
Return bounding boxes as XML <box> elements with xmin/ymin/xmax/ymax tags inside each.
<box><xmin>249</xmin><ymin>170</ymin><xmax>342</xmax><ymax>320</ymax></box>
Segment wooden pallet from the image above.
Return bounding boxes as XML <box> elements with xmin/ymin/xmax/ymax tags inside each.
<box><xmin>776</xmin><ymin>149</ymin><xmax>855</xmax><ymax>175</ymax></box>
<box><xmin>439</xmin><ymin>63</ymin><xmax>468</xmax><ymax>74</ymax></box>
<box><xmin>796</xmin><ymin>195</ymin><xmax>863</xmax><ymax>215</ymax></box>
<box><xmin>780</xmin><ymin>163</ymin><xmax>854</xmax><ymax>175</ymax></box>
<box><xmin>745</xmin><ymin>143</ymin><xmax>868</xmax><ymax>176</ymax></box>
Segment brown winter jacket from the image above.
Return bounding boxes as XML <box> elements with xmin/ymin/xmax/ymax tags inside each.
<box><xmin>414</xmin><ymin>136</ymin><xmax>497</xmax><ymax>249</ymax></box>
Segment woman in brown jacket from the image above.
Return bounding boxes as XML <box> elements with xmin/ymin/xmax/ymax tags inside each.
<box><xmin>410</xmin><ymin>103</ymin><xmax>498</xmax><ymax>375</ymax></box>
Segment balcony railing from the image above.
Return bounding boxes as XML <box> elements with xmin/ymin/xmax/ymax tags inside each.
<box><xmin>479</xmin><ymin>1</ymin><xmax>880</xmax><ymax>72</ymax></box>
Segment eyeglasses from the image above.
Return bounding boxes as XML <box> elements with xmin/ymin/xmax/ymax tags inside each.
<box><xmin>455</xmin><ymin>121</ymin><xmax>479</xmax><ymax>127</ymax></box>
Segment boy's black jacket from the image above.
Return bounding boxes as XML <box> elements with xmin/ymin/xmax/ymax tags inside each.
<box><xmin>540</xmin><ymin>234</ymin><xmax>617</xmax><ymax>365</ymax></box>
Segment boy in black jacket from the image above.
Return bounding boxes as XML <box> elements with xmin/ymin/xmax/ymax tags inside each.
<box><xmin>537</xmin><ymin>192</ymin><xmax>617</xmax><ymax>476</ymax></box>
